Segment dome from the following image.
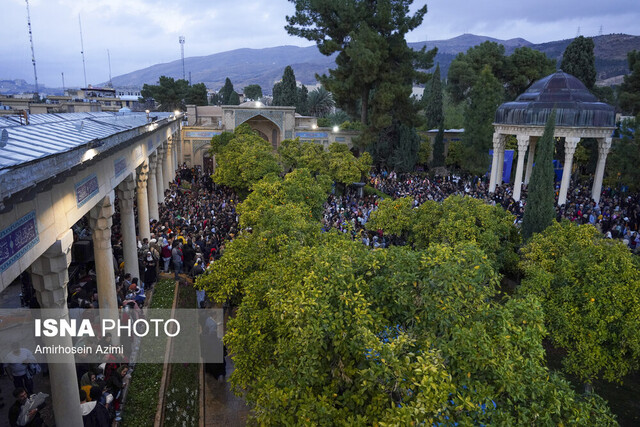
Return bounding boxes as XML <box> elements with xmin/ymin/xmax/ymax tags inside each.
<box><xmin>495</xmin><ymin>71</ymin><xmax>615</xmax><ymax>127</ymax></box>
<box><xmin>238</xmin><ymin>101</ymin><xmax>265</xmax><ymax>108</ymax></box>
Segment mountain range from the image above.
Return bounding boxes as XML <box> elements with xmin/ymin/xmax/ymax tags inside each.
<box><xmin>2</xmin><ymin>33</ymin><xmax>638</xmax><ymax>96</ymax></box>
<box><xmin>109</xmin><ymin>33</ymin><xmax>638</xmax><ymax>94</ymax></box>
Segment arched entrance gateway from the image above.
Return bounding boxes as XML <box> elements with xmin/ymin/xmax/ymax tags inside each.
<box><xmin>490</xmin><ymin>71</ymin><xmax>615</xmax><ymax>205</ymax></box>
<box><xmin>222</xmin><ymin>101</ymin><xmax>295</xmax><ymax>150</ymax></box>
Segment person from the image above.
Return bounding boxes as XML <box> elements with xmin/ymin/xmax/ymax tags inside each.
<box><xmin>4</xmin><ymin>343</ymin><xmax>36</xmax><ymax>395</ymax></box>
<box><xmin>8</xmin><ymin>387</ymin><xmax>46</xmax><ymax>427</ymax></box>
<box><xmin>171</xmin><ymin>243</ymin><xmax>183</xmax><ymax>280</ymax></box>
<box><xmin>80</xmin><ymin>387</ymin><xmax>110</xmax><ymax>427</ymax></box>
<box><xmin>106</xmin><ymin>365</ymin><xmax>129</xmax><ymax>409</ymax></box>
<box><xmin>160</xmin><ymin>239</ymin><xmax>172</xmax><ymax>273</ymax></box>
<box><xmin>143</xmin><ymin>251</ymin><xmax>158</xmax><ymax>290</ymax></box>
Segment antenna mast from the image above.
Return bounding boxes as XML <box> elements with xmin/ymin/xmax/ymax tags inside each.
<box><xmin>61</xmin><ymin>72</ymin><xmax>65</xmax><ymax>93</ymax></box>
<box><xmin>79</xmin><ymin>15</ymin><xmax>87</xmax><ymax>87</ymax></box>
<box><xmin>107</xmin><ymin>49</ymin><xmax>113</xmax><ymax>87</ymax></box>
<box><xmin>25</xmin><ymin>0</ymin><xmax>39</xmax><ymax>98</ymax></box>
<box><xmin>179</xmin><ymin>36</ymin><xmax>186</xmax><ymax>80</ymax></box>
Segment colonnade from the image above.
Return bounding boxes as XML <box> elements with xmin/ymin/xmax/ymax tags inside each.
<box><xmin>24</xmin><ymin>137</ymin><xmax>178</xmax><ymax>427</ymax></box>
<box><xmin>489</xmin><ymin>125</ymin><xmax>613</xmax><ymax>205</ymax></box>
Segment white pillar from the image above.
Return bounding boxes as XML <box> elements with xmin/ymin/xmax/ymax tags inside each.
<box><xmin>30</xmin><ymin>229</ymin><xmax>83</xmax><ymax>427</ymax></box>
<box><xmin>164</xmin><ymin>139</ymin><xmax>174</xmax><ymax>186</ymax></box>
<box><xmin>513</xmin><ymin>134</ymin><xmax>530</xmax><ymax>201</ymax></box>
<box><xmin>591</xmin><ymin>137</ymin><xmax>612</xmax><ymax>204</ymax></box>
<box><xmin>89</xmin><ymin>195</ymin><xmax>120</xmax><ymax>345</ymax></box>
<box><xmin>147</xmin><ymin>154</ymin><xmax>159</xmax><ymax>221</ymax></box>
<box><xmin>136</xmin><ymin>162</ymin><xmax>150</xmax><ymax>241</ymax></box>
<box><xmin>524</xmin><ymin>137</ymin><xmax>537</xmax><ymax>185</ymax></box>
<box><xmin>558</xmin><ymin>137</ymin><xmax>580</xmax><ymax>206</ymax></box>
<box><xmin>496</xmin><ymin>143</ymin><xmax>505</xmax><ymax>187</ymax></box>
<box><xmin>156</xmin><ymin>145</ymin><xmax>166</xmax><ymax>204</ymax></box>
<box><xmin>116</xmin><ymin>173</ymin><xmax>139</xmax><ymax>279</ymax></box>
<box><xmin>489</xmin><ymin>133</ymin><xmax>505</xmax><ymax>193</ymax></box>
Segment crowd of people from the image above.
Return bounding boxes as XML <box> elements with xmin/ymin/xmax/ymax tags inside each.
<box><xmin>7</xmin><ymin>162</ymin><xmax>639</xmax><ymax>425</ymax></box>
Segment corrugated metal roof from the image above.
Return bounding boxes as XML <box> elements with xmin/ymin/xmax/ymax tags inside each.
<box><xmin>0</xmin><ymin>112</ymin><xmax>172</xmax><ymax>169</ymax></box>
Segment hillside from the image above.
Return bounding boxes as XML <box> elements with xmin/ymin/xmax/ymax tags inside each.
<box><xmin>108</xmin><ymin>33</ymin><xmax>638</xmax><ymax>93</ymax></box>
<box><xmin>2</xmin><ymin>33</ymin><xmax>637</xmax><ymax>95</ymax></box>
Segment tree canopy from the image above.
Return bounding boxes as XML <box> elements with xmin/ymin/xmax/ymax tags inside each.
<box><xmin>307</xmin><ymin>86</ymin><xmax>335</xmax><ymax>117</ymax></box>
<box><xmin>243</xmin><ymin>84</ymin><xmax>263</xmax><ymax>101</ymax></box>
<box><xmin>447</xmin><ymin>43</ymin><xmax>556</xmax><ymax>103</ymax></box>
<box><xmin>560</xmin><ymin>36</ymin><xmax>597</xmax><ymax>90</ymax></box>
<box><xmin>285</xmin><ymin>0</ymin><xmax>436</xmax><ymax>165</ymax></box>
<box><xmin>210</xmin><ymin>125</ymin><xmax>282</xmax><ymax>194</ymax></box>
<box><xmin>460</xmin><ymin>65</ymin><xmax>503</xmax><ymax>175</ymax></box>
<box><xmin>141</xmin><ymin>76</ymin><xmax>194</xmax><ymax>111</ymax></box>
<box><xmin>619</xmin><ymin>50</ymin><xmax>640</xmax><ymax>115</ymax></box>
<box><xmin>219</xmin><ymin>77</ymin><xmax>239</xmax><ymax>105</ymax></box>
<box><xmin>518</xmin><ymin>221</ymin><xmax>640</xmax><ymax>386</ymax></box>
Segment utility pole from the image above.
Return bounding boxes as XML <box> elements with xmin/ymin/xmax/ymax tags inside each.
<box><xmin>25</xmin><ymin>0</ymin><xmax>39</xmax><ymax>99</ymax></box>
<box><xmin>179</xmin><ymin>36</ymin><xmax>186</xmax><ymax>81</ymax></box>
<box><xmin>107</xmin><ymin>49</ymin><xmax>113</xmax><ymax>87</ymax></box>
<box><xmin>79</xmin><ymin>15</ymin><xmax>87</xmax><ymax>87</ymax></box>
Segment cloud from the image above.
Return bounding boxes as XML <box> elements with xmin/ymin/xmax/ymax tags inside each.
<box><xmin>2</xmin><ymin>0</ymin><xmax>638</xmax><ymax>88</ymax></box>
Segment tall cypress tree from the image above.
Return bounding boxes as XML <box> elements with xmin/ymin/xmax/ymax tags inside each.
<box><xmin>424</xmin><ymin>63</ymin><xmax>443</xmax><ymax>129</ymax></box>
<box><xmin>273</xmin><ymin>66</ymin><xmax>298</xmax><ymax>106</ymax></box>
<box><xmin>432</xmin><ymin>124</ymin><xmax>445</xmax><ymax>167</ymax></box>
<box><xmin>521</xmin><ymin>110</ymin><xmax>557</xmax><ymax>240</ymax></box>
<box><xmin>220</xmin><ymin>78</ymin><xmax>235</xmax><ymax>104</ymax></box>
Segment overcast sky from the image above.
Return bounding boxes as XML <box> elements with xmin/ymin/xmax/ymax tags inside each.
<box><xmin>2</xmin><ymin>0</ymin><xmax>638</xmax><ymax>88</ymax></box>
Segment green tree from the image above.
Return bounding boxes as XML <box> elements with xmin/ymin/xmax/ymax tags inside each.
<box><xmin>448</xmin><ymin>44</ymin><xmax>555</xmax><ymax>103</ymax></box>
<box><xmin>228</xmin><ymin>91</ymin><xmax>240</xmax><ymax>105</ymax></box>
<box><xmin>505</xmin><ymin>47</ymin><xmax>557</xmax><ymax>100</ymax></box>
<box><xmin>286</xmin><ymin>0</ymin><xmax>436</xmax><ymax>149</ymax></box>
<box><xmin>605</xmin><ymin>117</ymin><xmax>640</xmax><ymax>191</ymax></box>
<box><xmin>273</xmin><ymin>65</ymin><xmax>298</xmax><ymax>106</ymax></box>
<box><xmin>307</xmin><ymin>86</ymin><xmax>334</xmax><ymax>117</ymax></box>
<box><xmin>373</xmin><ymin>121</ymin><xmax>422</xmax><ymax>172</ymax></box>
<box><xmin>211</xmin><ymin>125</ymin><xmax>282</xmax><ymax>194</ymax></box>
<box><xmin>619</xmin><ymin>50</ymin><xmax>640</xmax><ymax>115</ymax></box>
<box><xmin>243</xmin><ymin>84</ymin><xmax>263</xmax><ymax>101</ymax></box>
<box><xmin>447</xmin><ymin>42</ymin><xmax>508</xmax><ymax>103</ymax></box>
<box><xmin>518</xmin><ymin>221</ymin><xmax>640</xmax><ymax>386</ymax></box>
<box><xmin>460</xmin><ymin>66</ymin><xmax>503</xmax><ymax>175</ymax></box>
<box><xmin>432</xmin><ymin>125</ymin><xmax>445</xmax><ymax>167</ymax></box>
<box><xmin>185</xmin><ymin>82</ymin><xmax>208</xmax><ymax>106</ymax></box>
<box><xmin>140</xmin><ymin>76</ymin><xmax>189</xmax><ymax>111</ymax></box>
<box><xmin>296</xmin><ymin>84</ymin><xmax>309</xmax><ymax>115</ymax></box>
<box><xmin>521</xmin><ymin>110</ymin><xmax>557</xmax><ymax>240</ymax></box>
<box><xmin>560</xmin><ymin>36</ymin><xmax>597</xmax><ymax>89</ymax></box>
<box><xmin>424</xmin><ymin>63</ymin><xmax>443</xmax><ymax>129</ymax></box>
<box><xmin>219</xmin><ymin>77</ymin><xmax>235</xmax><ymax>104</ymax></box>
<box><xmin>417</xmin><ymin>133</ymin><xmax>431</xmax><ymax>165</ymax></box>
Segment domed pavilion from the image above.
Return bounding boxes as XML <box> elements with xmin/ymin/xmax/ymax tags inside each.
<box><xmin>490</xmin><ymin>70</ymin><xmax>615</xmax><ymax>205</ymax></box>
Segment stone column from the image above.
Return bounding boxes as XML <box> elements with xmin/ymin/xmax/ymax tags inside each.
<box><xmin>524</xmin><ymin>137</ymin><xmax>537</xmax><ymax>185</ymax></box>
<box><xmin>136</xmin><ymin>161</ymin><xmax>150</xmax><ymax>241</ymax></box>
<box><xmin>116</xmin><ymin>174</ymin><xmax>139</xmax><ymax>279</ymax></box>
<box><xmin>30</xmin><ymin>229</ymin><xmax>83</xmax><ymax>427</ymax></box>
<box><xmin>558</xmin><ymin>137</ymin><xmax>580</xmax><ymax>206</ymax></box>
<box><xmin>156</xmin><ymin>145</ymin><xmax>166</xmax><ymax>204</ymax></box>
<box><xmin>148</xmin><ymin>154</ymin><xmax>159</xmax><ymax>221</ymax></box>
<box><xmin>497</xmin><ymin>145</ymin><xmax>506</xmax><ymax>186</ymax></box>
<box><xmin>512</xmin><ymin>134</ymin><xmax>530</xmax><ymax>201</ymax></box>
<box><xmin>165</xmin><ymin>139</ymin><xmax>174</xmax><ymax>186</ymax></box>
<box><xmin>591</xmin><ymin>137</ymin><xmax>612</xmax><ymax>204</ymax></box>
<box><xmin>489</xmin><ymin>133</ymin><xmax>505</xmax><ymax>193</ymax></box>
<box><xmin>177</xmin><ymin>133</ymin><xmax>183</xmax><ymax>167</ymax></box>
<box><xmin>89</xmin><ymin>195</ymin><xmax>120</xmax><ymax>345</ymax></box>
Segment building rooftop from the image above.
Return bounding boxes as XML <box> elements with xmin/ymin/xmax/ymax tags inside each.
<box><xmin>0</xmin><ymin>111</ymin><xmax>171</xmax><ymax>170</ymax></box>
<box><xmin>495</xmin><ymin>71</ymin><xmax>615</xmax><ymax>128</ymax></box>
